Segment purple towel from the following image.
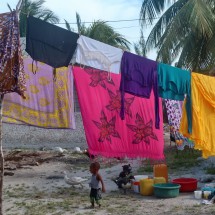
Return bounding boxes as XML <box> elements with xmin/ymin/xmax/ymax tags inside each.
<box><xmin>120</xmin><ymin>51</ymin><xmax>159</xmax><ymax>129</ymax></box>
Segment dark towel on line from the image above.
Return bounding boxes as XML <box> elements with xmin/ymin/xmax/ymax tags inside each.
<box><xmin>26</xmin><ymin>16</ymin><xmax>79</xmax><ymax>68</ymax></box>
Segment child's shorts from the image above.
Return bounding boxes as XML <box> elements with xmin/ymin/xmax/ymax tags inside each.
<box><xmin>90</xmin><ymin>188</ymin><xmax>102</xmax><ymax>200</ymax></box>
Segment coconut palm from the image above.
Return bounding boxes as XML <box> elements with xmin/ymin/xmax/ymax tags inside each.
<box><xmin>140</xmin><ymin>0</ymin><xmax>215</xmax><ymax>73</ymax></box>
<box><xmin>134</xmin><ymin>29</ymin><xmax>146</xmax><ymax>56</ymax></box>
<box><xmin>65</xmin><ymin>13</ymin><xmax>130</xmax><ymax>50</ymax></box>
<box><xmin>19</xmin><ymin>0</ymin><xmax>60</xmax><ymax>37</ymax></box>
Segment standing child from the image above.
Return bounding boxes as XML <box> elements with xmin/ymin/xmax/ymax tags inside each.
<box><xmin>89</xmin><ymin>162</ymin><xmax>105</xmax><ymax>208</ymax></box>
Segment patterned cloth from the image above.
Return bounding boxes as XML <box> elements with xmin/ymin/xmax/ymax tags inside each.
<box><xmin>0</xmin><ymin>11</ymin><xmax>26</xmax><ymax>97</ymax></box>
<box><xmin>165</xmin><ymin>99</ymin><xmax>193</xmax><ymax>150</ymax></box>
<box><xmin>73</xmin><ymin>66</ymin><xmax>164</xmax><ymax>159</ymax></box>
<box><xmin>158</xmin><ymin>63</ymin><xmax>192</xmax><ymax>133</ymax></box>
<box><xmin>3</xmin><ymin>57</ymin><xmax>75</xmax><ymax>129</ymax></box>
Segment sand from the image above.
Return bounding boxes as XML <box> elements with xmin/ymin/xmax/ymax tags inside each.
<box><xmin>2</xmin><ymin>148</ymin><xmax>215</xmax><ymax>215</ymax></box>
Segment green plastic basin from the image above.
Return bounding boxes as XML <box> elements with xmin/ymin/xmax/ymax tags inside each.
<box><xmin>153</xmin><ymin>183</ymin><xmax>181</xmax><ymax>198</ymax></box>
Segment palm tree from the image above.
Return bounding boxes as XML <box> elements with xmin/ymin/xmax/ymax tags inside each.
<box><xmin>134</xmin><ymin>29</ymin><xmax>146</xmax><ymax>56</ymax></box>
<box><xmin>65</xmin><ymin>13</ymin><xmax>130</xmax><ymax>50</ymax></box>
<box><xmin>19</xmin><ymin>0</ymin><xmax>60</xmax><ymax>37</ymax></box>
<box><xmin>140</xmin><ymin>0</ymin><xmax>215</xmax><ymax>73</ymax></box>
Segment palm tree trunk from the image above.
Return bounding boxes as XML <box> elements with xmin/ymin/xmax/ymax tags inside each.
<box><xmin>0</xmin><ymin>95</ymin><xmax>4</xmax><ymax>215</ymax></box>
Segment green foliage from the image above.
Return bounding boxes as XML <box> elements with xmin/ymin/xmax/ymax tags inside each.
<box><xmin>19</xmin><ymin>0</ymin><xmax>59</xmax><ymax>37</ymax></box>
<box><xmin>66</xmin><ymin>12</ymin><xmax>131</xmax><ymax>50</ymax></box>
<box><xmin>140</xmin><ymin>0</ymin><xmax>215</xmax><ymax>73</ymax></box>
<box><xmin>165</xmin><ymin>148</ymin><xmax>202</xmax><ymax>172</ymax></box>
<box><xmin>205</xmin><ymin>165</ymin><xmax>215</xmax><ymax>175</ymax></box>
<box><xmin>134</xmin><ymin>29</ymin><xmax>146</xmax><ymax>56</ymax></box>
<box><xmin>136</xmin><ymin>148</ymin><xmax>202</xmax><ymax>174</ymax></box>
<box><xmin>137</xmin><ymin>159</ymin><xmax>153</xmax><ymax>173</ymax></box>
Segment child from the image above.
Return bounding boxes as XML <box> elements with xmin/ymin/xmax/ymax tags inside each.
<box><xmin>89</xmin><ymin>162</ymin><xmax>105</xmax><ymax>208</ymax></box>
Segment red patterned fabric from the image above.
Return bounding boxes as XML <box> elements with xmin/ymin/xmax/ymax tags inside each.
<box><xmin>73</xmin><ymin>66</ymin><xmax>164</xmax><ymax>159</ymax></box>
<box><xmin>0</xmin><ymin>11</ymin><xmax>26</xmax><ymax>97</ymax></box>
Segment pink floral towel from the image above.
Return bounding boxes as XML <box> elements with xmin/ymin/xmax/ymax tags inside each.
<box><xmin>73</xmin><ymin>66</ymin><xmax>164</xmax><ymax>159</ymax></box>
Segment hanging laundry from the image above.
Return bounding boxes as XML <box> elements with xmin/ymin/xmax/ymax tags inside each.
<box><xmin>180</xmin><ymin>73</ymin><xmax>215</xmax><ymax>158</ymax></box>
<box><xmin>26</xmin><ymin>16</ymin><xmax>79</xmax><ymax>68</ymax></box>
<box><xmin>165</xmin><ymin>99</ymin><xmax>193</xmax><ymax>150</ymax></box>
<box><xmin>157</xmin><ymin>63</ymin><xmax>192</xmax><ymax>133</ymax></box>
<box><xmin>72</xmin><ymin>35</ymin><xmax>123</xmax><ymax>74</ymax></box>
<box><xmin>73</xmin><ymin>66</ymin><xmax>164</xmax><ymax>159</ymax></box>
<box><xmin>0</xmin><ymin>11</ymin><xmax>26</xmax><ymax>97</ymax></box>
<box><xmin>120</xmin><ymin>51</ymin><xmax>159</xmax><ymax>129</ymax></box>
<box><xmin>3</xmin><ymin>57</ymin><xmax>75</xmax><ymax>129</ymax></box>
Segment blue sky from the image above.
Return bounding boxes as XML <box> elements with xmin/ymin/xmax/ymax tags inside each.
<box><xmin>0</xmin><ymin>0</ymin><xmax>156</xmax><ymax>59</ymax></box>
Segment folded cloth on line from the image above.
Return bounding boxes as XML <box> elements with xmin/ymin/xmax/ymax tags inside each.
<box><xmin>73</xmin><ymin>35</ymin><xmax>123</xmax><ymax>74</ymax></box>
<box><xmin>26</xmin><ymin>16</ymin><xmax>79</xmax><ymax>68</ymax></box>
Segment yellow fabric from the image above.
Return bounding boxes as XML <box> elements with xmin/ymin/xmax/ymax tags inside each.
<box><xmin>180</xmin><ymin>73</ymin><xmax>215</xmax><ymax>158</ymax></box>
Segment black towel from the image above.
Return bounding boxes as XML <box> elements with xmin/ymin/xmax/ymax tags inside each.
<box><xmin>26</xmin><ymin>16</ymin><xmax>79</xmax><ymax>68</ymax></box>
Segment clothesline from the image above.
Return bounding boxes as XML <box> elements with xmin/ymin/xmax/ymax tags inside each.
<box><xmin>2</xmin><ymin>11</ymin><xmax>215</xmax><ymax>159</ymax></box>
<box><xmin>18</xmin><ymin>11</ymin><xmax>160</xmax><ymax>24</ymax></box>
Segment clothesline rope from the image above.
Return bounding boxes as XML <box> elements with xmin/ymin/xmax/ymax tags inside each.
<box><xmin>19</xmin><ymin>11</ymin><xmax>160</xmax><ymax>25</ymax></box>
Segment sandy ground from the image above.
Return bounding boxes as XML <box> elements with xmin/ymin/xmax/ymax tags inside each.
<box><xmin>2</xmin><ymin>147</ymin><xmax>215</xmax><ymax>215</ymax></box>
<box><xmin>1</xmin><ymin>127</ymin><xmax>215</xmax><ymax>215</ymax></box>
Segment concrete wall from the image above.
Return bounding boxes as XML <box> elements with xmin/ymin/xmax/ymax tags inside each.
<box><xmin>2</xmin><ymin>113</ymin><xmax>87</xmax><ymax>150</ymax></box>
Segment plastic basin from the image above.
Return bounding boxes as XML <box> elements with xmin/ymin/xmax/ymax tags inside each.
<box><xmin>153</xmin><ymin>183</ymin><xmax>181</xmax><ymax>198</ymax></box>
<box><xmin>172</xmin><ymin>178</ymin><xmax>197</xmax><ymax>192</ymax></box>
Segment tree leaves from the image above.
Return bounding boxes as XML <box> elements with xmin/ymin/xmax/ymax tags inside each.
<box><xmin>75</xmin><ymin>13</ymin><xmax>130</xmax><ymax>50</ymax></box>
<box><xmin>19</xmin><ymin>0</ymin><xmax>59</xmax><ymax>37</ymax></box>
<box><xmin>140</xmin><ymin>0</ymin><xmax>215</xmax><ymax>72</ymax></box>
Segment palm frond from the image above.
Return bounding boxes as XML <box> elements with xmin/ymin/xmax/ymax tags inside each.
<box><xmin>145</xmin><ymin>0</ymin><xmax>189</xmax><ymax>51</ymax></box>
<box><xmin>189</xmin><ymin>0</ymin><xmax>215</xmax><ymax>38</ymax></box>
<box><xmin>19</xmin><ymin>0</ymin><xmax>59</xmax><ymax>36</ymax></box>
<box><xmin>64</xmin><ymin>19</ymin><xmax>72</xmax><ymax>31</ymax></box>
<box><xmin>7</xmin><ymin>3</ymin><xmax>13</xmax><ymax>12</ymax></box>
<box><xmin>176</xmin><ymin>33</ymin><xmax>212</xmax><ymax>71</ymax></box>
<box><xmin>41</xmin><ymin>9</ymin><xmax>59</xmax><ymax>23</ymax></box>
<box><xmin>81</xmin><ymin>20</ymin><xmax>130</xmax><ymax>50</ymax></box>
<box><xmin>76</xmin><ymin>12</ymin><xmax>85</xmax><ymax>34</ymax></box>
<box><xmin>145</xmin><ymin>0</ymin><xmax>215</xmax><ymax>72</ymax></box>
<box><xmin>140</xmin><ymin>0</ymin><xmax>174</xmax><ymax>25</ymax></box>
<box><xmin>134</xmin><ymin>29</ymin><xmax>146</xmax><ymax>56</ymax></box>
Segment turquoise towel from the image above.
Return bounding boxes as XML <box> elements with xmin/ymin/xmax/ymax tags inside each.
<box><xmin>158</xmin><ymin>63</ymin><xmax>192</xmax><ymax>133</ymax></box>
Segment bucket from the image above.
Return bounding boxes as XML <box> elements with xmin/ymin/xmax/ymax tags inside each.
<box><xmin>132</xmin><ymin>181</ymin><xmax>140</xmax><ymax>193</ymax></box>
<box><xmin>203</xmin><ymin>191</ymin><xmax>211</xmax><ymax>199</ymax></box>
<box><xmin>154</xmin><ymin>177</ymin><xmax>166</xmax><ymax>184</ymax></box>
<box><xmin>134</xmin><ymin>175</ymin><xmax>148</xmax><ymax>182</ymax></box>
<box><xmin>140</xmin><ymin>178</ymin><xmax>154</xmax><ymax>196</ymax></box>
<box><xmin>153</xmin><ymin>164</ymin><xmax>168</xmax><ymax>182</ymax></box>
<box><xmin>194</xmin><ymin>191</ymin><xmax>202</xmax><ymax>199</ymax></box>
